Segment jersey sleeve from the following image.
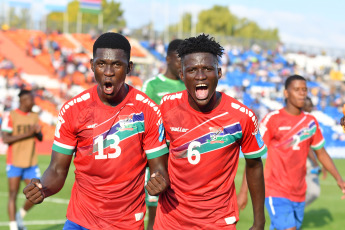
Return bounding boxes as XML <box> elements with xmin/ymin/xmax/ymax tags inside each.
<box><xmin>1</xmin><ymin>112</ymin><xmax>13</xmax><ymax>133</ymax></box>
<box><xmin>259</xmin><ymin>113</ymin><xmax>273</xmax><ymax>147</ymax></box>
<box><xmin>310</xmin><ymin>118</ymin><xmax>325</xmax><ymax>150</ymax></box>
<box><xmin>52</xmin><ymin>104</ymin><xmax>77</xmax><ymax>155</ymax></box>
<box><xmin>240</xmin><ymin>110</ymin><xmax>267</xmax><ymax>159</ymax></box>
<box><xmin>142</xmin><ymin>102</ymin><xmax>168</xmax><ymax>160</ymax></box>
<box><xmin>142</xmin><ymin>80</ymin><xmax>154</xmax><ymax>97</ymax></box>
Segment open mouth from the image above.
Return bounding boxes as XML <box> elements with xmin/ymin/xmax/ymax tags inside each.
<box><xmin>103</xmin><ymin>82</ymin><xmax>114</xmax><ymax>95</ymax></box>
<box><xmin>195</xmin><ymin>84</ymin><xmax>208</xmax><ymax>100</ymax></box>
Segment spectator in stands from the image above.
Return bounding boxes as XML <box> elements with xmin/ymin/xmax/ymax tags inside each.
<box><xmin>141</xmin><ymin>38</ymin><xmax>185</xmax><ymax>230</ymax></box>
<box><xmin>260</xmin><ymin>75</ymin><xmax>345</xmax><ymax>230</ymax></box>
<box><xmin>1</xmin><ymin>89</ymin><xmax>43</xmax><ymax>230</ymax></box>
<box><xmin>22</xmin><ymin>32</ymin><xmax>169</xmax><ymax>230</ymax></box>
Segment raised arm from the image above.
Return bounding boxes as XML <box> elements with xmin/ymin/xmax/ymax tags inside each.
<box><xmin>23</xmin><ymin>150</ymin><xmax>73</xmax><ymax>204</ymax></box>
<box><xmin>145</xmin><ymin>154</ymin><xmax>170</xmax><ymax>196</ymax></box>
<box><xmin>245</xmin><ymin>157</ymin><xmax>265</xmax><ymax>230</ymax></box>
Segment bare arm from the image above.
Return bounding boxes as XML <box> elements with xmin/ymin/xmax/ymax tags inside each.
<box><xmin>23</xmin><ymin>150</ymin><xmax>73</xmax><ymax>203</ymax></box>
<box><xmin>2</xmin><ymin>123</ymin><xmax>43</xmax><ymax>144</ymax></box>
<box><xmin>307</xmin><ymin>148</ymin><xmax>319</xmax><ymax>167</ymax></box>
<box><xmin>314</xmin><ymin>147</ymin><xmax>345</xmax><ymax>199</ymax></box>
<box><xmin>237</xmin><ymin>171</ymin><xmax>248</xmax><ymax>211</ymax></box>
<box><xmin>245</xmin><ymin>157</ymin><xmax>265</xmax><ymax>230</ymax></box>
<box><xmin>146</xmin><ymin>153</ymin><xmax>169</xmax><ymax>196</ymax></box>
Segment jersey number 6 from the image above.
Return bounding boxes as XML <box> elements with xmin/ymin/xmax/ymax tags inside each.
<box><xmin>94</xmin><ymin>134</ymin><xmax>122</xmax><ymax>159</ymax></box>
<box><xmin>187</xmin><ymin>141</ymin><xmax>201</xmax><ymax>165</ymax></box>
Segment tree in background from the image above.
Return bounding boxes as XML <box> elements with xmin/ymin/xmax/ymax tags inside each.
<box><xmin>47</xmin><ymin>0</ymin><xmax>126</xmax><ymax>33</ymax></box>
<box><xmin>168</xmin><ymin>5</ymin><xmax>280</xmax><ymax>45</ymax></box>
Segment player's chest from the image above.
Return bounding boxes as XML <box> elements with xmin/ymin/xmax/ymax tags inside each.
<box><xmin>166</xmin><ymin>112</ymin><xmax>242</xmax><ymax>148</ymax></box>
<box><xmin>76</xmin><ymin>107</ymin><xmax>145</xmax><ymax>143</ymax></box>
<box><xmin>273</xmin><ymin>118</ymin><xmax>316</xmax><ymax>143</ymax></box>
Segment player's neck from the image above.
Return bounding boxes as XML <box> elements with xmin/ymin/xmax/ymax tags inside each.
<box><xmin>164</xmin><ymin>70</ymin><xmax>179</xmax><ymax>81</ymax></box>
<box><xmin>188</xmin><ymin>91</ymin><xmax>221</xmax><ymax>113</ymax></box>
<box><xmin>284</xmin><ymin>104</ymin><xmax>302</xmax><ymax>116</ymax></box>
<box><xmin>98</xmin><ymin>84</ymin><xmax>128</xmax><ymax>107</ymax></box>
<box><xmin>18</xmin><ymin>106</ymin><xmax>30</xmax><ymax>113</ymax></box>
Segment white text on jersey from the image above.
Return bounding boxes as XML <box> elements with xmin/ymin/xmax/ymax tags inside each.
<box><xmin>170</xmin><ymin>127</ymin><xmax>189</xmax><ymax>132</ymax></box>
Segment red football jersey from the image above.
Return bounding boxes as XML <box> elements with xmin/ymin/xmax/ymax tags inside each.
<box><xmin>260</xmin><ymin>108</ymin><xmax>325</xmax><ymax>202</ymax></box>
<box><xmin>52</xmin><ymin>85</ymin><xmax>168</xmax><ymax>229</ymax></box>
<box><xmin>154</xmin><ymin>91</ymin><xmax>266</xmax><ymax>229</ymax></box>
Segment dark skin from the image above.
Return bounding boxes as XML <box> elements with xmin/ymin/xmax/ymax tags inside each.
<box><xmin>23</xmin><ymin>48</ymin><xmax>169</xmax><ymax>209</ymax></box>
<box><xmin>165</xmin><ymin>51</ymin><xmax>181</xmax><ymax>80</ymax></box>
<box><xmin>283</xmin><ymin>80</ymin><xmax>345</xmax><ymax>230</ymax></box>
<box><xmin>303</xmin><ymin>98</ymin><xmax>327</xmax><ymax>178</ymax></box>
<box><xmin>180</xmin><ymin>52</ymin><xmax>265</xmax><ymax>230</ymax></box>
<box><xmin>2</xmin><ymin>93</ymin><xmax>43</xmax><ymax>222</ymax></box>
<box><xmin>341</xmin><ymin>115</ymin><xmax>345</xmax><ymax>131</ymax></box>
<box><xmin>146</xmin><ymin>50</ymin><xmax>181</xmax><ymax>230</ymax></box>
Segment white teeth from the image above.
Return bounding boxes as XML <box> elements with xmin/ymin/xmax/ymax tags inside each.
<box><xmin>196</xmin><ymin>84</ymin><xmax>207</xmax><ymax>87</ymax></box>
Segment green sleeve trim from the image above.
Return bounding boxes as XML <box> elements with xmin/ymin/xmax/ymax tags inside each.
<box><xmin>311</xmin><ymin>139</ymin><xmax>325</xmax><ymax>150</ymax></box>
<box><xmin>1</xmin><ymin>129</ymin><xmax>12</xmax><ymax>133</ymax></box>
<box><xmin>146</xmin><ymin>147</ymin><xmax>168</xmax><ymax>160</ymax></box>
<box><xmin>244</xmin><ymin>145</ymin><xmax>267</xmax><ymax>159</ymax></box>
<box><xmin>52</xmin><ymin>144</ymin><xmax>74</xmax><ymax>155</ymax></box>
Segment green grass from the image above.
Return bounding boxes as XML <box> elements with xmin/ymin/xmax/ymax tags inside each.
<box><xmin>1</xmin><ymin>155</ymin><xmax>345</xmax><ymax>229</ymax></box>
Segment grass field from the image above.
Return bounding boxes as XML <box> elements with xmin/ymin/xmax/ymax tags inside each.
<box><xmin>0</xmin><ymin>155</ymin><xmax>345</xmax><ymax>230</ymax></box>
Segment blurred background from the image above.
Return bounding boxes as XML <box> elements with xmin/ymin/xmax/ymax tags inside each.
<box><xmin>0</xmin><ymin>0</ymin><xmax>344</xmax><ymax>156</ymax></box>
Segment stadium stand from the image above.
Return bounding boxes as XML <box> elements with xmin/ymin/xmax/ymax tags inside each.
<box><xmin>0</xmin><ymin>29</ymin><xmax>344</xmax><ymax>156</ymax></box>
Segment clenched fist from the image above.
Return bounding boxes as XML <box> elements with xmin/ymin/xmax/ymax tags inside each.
<box><xmin>145</xmin><ymin>171</ymin><xmax>168</xmax><ymax>196</ymax></box>
<box><xmin>23</xmin><ymin>178</ymin><xmax>45</xmax><ymax>204</ymax></box>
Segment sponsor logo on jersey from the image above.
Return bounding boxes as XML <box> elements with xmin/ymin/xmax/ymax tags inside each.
<box><xmin>208</xmin><ymin>126</ymin><xmax>225</xmax><ymax>144</ymax></box>
<box><xmin>117</xmin><ymin>114</ymin><xmax>135</xmax><ymax>131</ymax></box>
<box><xmin>279</xmin><ymin>126</ymin><xmax>291</xmax><ymax>130</ymax></box>
<box><xmin>170</xmin><ymin>127</ymin><xmax>189</xmax><ymax>132</ymax></box>
<box><xmin>87</xmin><ymin>123</ymin><xmax>98</xmax><ymax>129</ymax></box>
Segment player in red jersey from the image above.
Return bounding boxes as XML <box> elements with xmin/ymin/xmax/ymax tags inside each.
<box><xmin>261</xmin><ymin>75</ymin><xmax>345</xmax><ymax>230</ymax></box>
<box><xmin>154</xmin><ymin>34</ymin><xmax>266</xmax><ymax>230</ymax></box>
<box><xmin>22</xmin><ymin>33</ymin><xmax>169</xmax><ymax>230</ymax></box>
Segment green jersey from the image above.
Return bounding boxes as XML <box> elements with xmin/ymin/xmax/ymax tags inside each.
<box><xmin>142</xmin><ymin>74</ymin><xmax>186</xmax><ymax>104</ymax></box>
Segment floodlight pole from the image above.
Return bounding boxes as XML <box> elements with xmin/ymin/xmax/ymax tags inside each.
<box><xmin>98</xmin><ymin>12</ymin><xmax>103</xmax><ymax>32</ymax></box>
<box><xmin>77</xmin><ymin>11</ymin><xmax>82</xmax><ymax>34</ymax></box>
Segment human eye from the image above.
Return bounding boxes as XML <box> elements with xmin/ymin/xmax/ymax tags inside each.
<box><xmin>97</xmin><ymin>62</ymin><xmax>105</xmax><ymax>67</ymax></box>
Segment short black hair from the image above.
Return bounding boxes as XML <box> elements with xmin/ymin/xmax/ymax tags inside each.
<box><xmin>177</xmin><ymin>34</ymin><xmax>224</xmax><ymax>60</ymax></box>
<box><xmin>18</xmin><ymin>89</ymin><xmax>32</xmax><ymax>97</ymax></box>
<box><xmin>285</xmin><ymin>74</ymin><xmax>306</xmax><ymax>89</ymax></box>
<box><xmin>93</xmin><ymin>32</ymin><xmax>131</xmax><ymax>61</ymax></box>
<box><xmin>167</xmin><ymin>39</ymin><xmax>183</xmax><ymax>56</ymax></box>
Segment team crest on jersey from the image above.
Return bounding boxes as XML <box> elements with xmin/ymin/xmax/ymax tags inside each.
<box><xmin>117</xmin><ymin>114</ymin><xmax>135</xmax><ymax>131</ymax></box>
<box><xmin>207</xmin><ymin>126</ymin><xmax>225</xmax><ymax>144</ymax></box>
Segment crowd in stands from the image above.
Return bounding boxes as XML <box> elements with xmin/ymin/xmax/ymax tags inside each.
<box><xmin>0</xmin><ymin>28</ymin><xmax>345</xmax><ymax>154</ymax></box>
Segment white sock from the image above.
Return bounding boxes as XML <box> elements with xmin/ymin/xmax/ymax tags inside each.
<box><xmin>9</xmin><ymin>221</ymin><xmax>18</xmax><ymax>230</ymax></box>
<box><xmin>19</xmin><ymin>208</ymin><xmax>27</xmax><ymax>218</ymax></box>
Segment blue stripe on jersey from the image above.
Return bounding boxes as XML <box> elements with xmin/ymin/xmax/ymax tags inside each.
<box><xmin>173</xmin><ymin>122</ymin><xmax>242</xmax><ymax>153</ymax></box>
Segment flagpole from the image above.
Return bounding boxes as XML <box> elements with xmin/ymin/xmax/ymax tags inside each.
<box><xmin>98</xmin><ymin>12</ymin><xmax>103</xmax><ymax>32</ymax></box>
<box><xmin>77</xmin><ymin>11</ymin><xmax>82</xmax><ymax>34</ymax></box>
<box><xmin>4</xmin><ymin>1</ymin><xmax>9</xmax><ymax>27</ymax></box>
<box><xmin>63</xmin><ymin>11</ymin><xmax>68</xmax><ymax>34</ymax></box>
